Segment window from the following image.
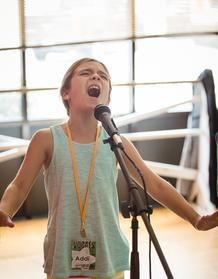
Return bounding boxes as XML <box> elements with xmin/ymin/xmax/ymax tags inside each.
<box><xmin>0</xmin><ymin>50</ymin><xmax>21</xmax><ymax>90</ymax></box>
<box><xmin>0</xmin><ymin>93</ymin><xmax>22</xmax><ymax>122</ymax></box>
<box><xmin>27</xmin><ymin>90</ymin><xmax>67</xmax><ymax>121</ymax></box>
<box><xmin>135</xmin><ymin>36</ymin><xmax>218</xmax><ymax>83</ymax></box>
<box><xmin>0</xmin><ymin>0</ymin><xmax>218</xmax><ymax>124</ymax></box>
<box><xmin>26</xmin><ymin>41</ymin><xmax>132</xmax><ymax>88</ymax></box>
<box><xmin>135</xmin><ymin>36</ymin><xmax>218</xmax><ymax>108</ymax></box>
<box><xmin>136</xmin><ymin>0</ymin><xmax>218</xmax><ymax>36</ymax></box>
<box><xmin>110</xmin><ymin>86</ymin><xmax>133</xmax><ymax>116</ymax></box>
<box><xmin>0</xmin><ymin>0</ymin><xmax>20</xmax><ymax>48</ymax></box>
<box><xmin>25</xmin><ymin>0</ymin><xmax>131</xmax><ymax>45</ymax></box>
<box><xmin>135</xmin><ymin>83</ymin><xmax>193</xmax><ymax>113</ymax></box>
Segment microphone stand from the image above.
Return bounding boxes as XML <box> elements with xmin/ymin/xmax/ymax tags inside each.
<box><xmin>103</xmin><ymin>137</ymin><xmax>174</xmax><ymax>279</ymax></box>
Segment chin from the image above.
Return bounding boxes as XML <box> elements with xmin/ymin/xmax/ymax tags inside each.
<box><xmin>87</xmin><ymin>99</ymin><xmax>108</xmax><ymax>110</ymax></box>
<box><xmin>86</xmin><ymin>103</ymin><xmax>98</xmax><ymax>111</ymax></box>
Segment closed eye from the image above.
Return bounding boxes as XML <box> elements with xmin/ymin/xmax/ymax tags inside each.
<box><xmin>99</xmin><ymin>73</ymin><xmax>109</xmax><ymax>80</ymax></box>
<box><xmin>78</xmin><ymin>69</ymin><xmax>109</xmax><ymax>80</ymax></box>
<box><xmin>80</xmin><ymin>71</ymin><xmax>89</xmax><ymax>76</ymax></box>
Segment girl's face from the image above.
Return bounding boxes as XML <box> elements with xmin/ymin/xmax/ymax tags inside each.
<box><xmin>63</xmin><ymin>61</ymin><xmax>111</xmax><ymax>114</ymax></box>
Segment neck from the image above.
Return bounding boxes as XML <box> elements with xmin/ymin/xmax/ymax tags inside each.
<box><xmin>67</xmin><ymin>111</ymin><xmax>99</xmax><ymax>143</ymax></box>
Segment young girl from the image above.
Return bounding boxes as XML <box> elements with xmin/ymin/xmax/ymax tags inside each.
<box><xmin>0</xmin><ymin>58</ymin><xmax>217</xmax><ymax>279</ymax></box>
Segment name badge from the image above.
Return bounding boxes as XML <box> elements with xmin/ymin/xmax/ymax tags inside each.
<box><xmin>71</xmin><ymin>240</ymin><xmax>96</xmax><ymax>271</ymax></box>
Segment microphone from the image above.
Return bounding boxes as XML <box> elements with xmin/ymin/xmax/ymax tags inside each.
<box><xmin>94</xmin><ymin>104</ymin><xmax>123</xmax><ymax>147</ymax></box>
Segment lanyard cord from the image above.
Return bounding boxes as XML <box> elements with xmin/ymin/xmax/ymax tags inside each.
<box><xmin>65</xmin><ymin>123</ymin><xmax>100</xmax><ymax>236</ymax></box>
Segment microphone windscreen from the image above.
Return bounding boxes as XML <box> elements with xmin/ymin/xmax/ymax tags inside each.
<box><xmin>94</xmin><ymin>104</ymin><xmax>111</xmax><ymax>121</ymax></box>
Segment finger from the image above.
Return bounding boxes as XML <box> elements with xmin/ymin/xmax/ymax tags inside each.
<box><xmin>6</xmin><ymin>216</ymin><xmax>15</xmax><ymax>228</ymax></box>
<box><xmin>7</xmin><ymin>221</ymin><xmax>15</xmax><ymax>228</ymax></box>
<box><xmin>0</xmin><ymin>220</ymin><xmax>14</xmax><ymax>227</ymax></box>
<box><xmin>200</xmin><ymin>213</ymin><xmax>218</xmax><ymax>230</ymax></box>
<box><xmin>212</xmin><ymin>211</ymin><xmax>218</xmax><ymax>219</ymax></box>
<box><xmin>209</xmin><ymin>211</ymin><xmax>218</xmax><ymax>228</ymax></box>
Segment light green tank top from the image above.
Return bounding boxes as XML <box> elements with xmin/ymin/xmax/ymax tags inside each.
<box><xmin>43</xmin><ymin>125</ymin><xmax>129</xmax><ymax>277</ymax></box>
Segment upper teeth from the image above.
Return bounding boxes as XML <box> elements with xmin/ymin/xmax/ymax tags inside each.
<box><xmin>89</xmin><ymin>85</ymin><xmax>100</xmax><ymax>90</ymax></box>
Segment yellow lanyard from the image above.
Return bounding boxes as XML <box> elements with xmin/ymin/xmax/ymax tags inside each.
<box><xmin>65</xmin><ymin>123</ymin><xmax>100</xmax><ymax>238</ymax></box>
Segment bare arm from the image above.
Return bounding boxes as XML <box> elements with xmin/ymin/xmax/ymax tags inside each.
<box><xmin>121</xmin><ymin>136</ymin><xmax>218</xmax><ymax>230</ymax></box>
<box><xmin>0</xmin><ymin>129</ymin><xmax>52</xmax><ymax>227</ymax></box>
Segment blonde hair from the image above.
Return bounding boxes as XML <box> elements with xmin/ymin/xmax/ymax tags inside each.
<box><xmin>60</xmin><ymin>58</ymin><xmax>112</xmax><ymax>115</ymax></box>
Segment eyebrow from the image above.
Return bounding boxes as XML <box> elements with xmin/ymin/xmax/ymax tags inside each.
<box><xmin>78</xmin><ymin>68</ymin><xmax>109</xmax><ymax>77</ymax></box>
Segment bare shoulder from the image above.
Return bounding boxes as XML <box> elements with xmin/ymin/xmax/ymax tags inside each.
<box><xmin>31</xmin><ymin>128</ymin><xmax>52</xmax><ymax>147</ymax></box>
<box><xmin>11</xmin><ymin>128</ymin><xmax>54</xmax><ymax>187</ymax></box>
<box><xmin>29</xmin><ymin>128</ymin><xmax>53</xmax><ymax>168</ymax></box>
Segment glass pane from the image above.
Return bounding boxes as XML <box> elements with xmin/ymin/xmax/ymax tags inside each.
<box><xmin>0</xmin><ymin>93</ymin><xmax>22</xmax><ymax>122</ymax></box>
<box><xmin>135</xmin><ymin>36</ymin><xmax>218</xmax><ymax>86</ymax></box>
<box><xmin>136</xmin><ymin>0</ymin><xmax>218</xmax><ymax>36</ymax></box>
<box><xmin>0</xmin><ymin>50</ymin><xmax>21</xmax><ymax>89</ymax></box>
<box><xmin>25</xmin><ymin>0</ymin><xmax>130</xmax><ymax>45</ymax></box>
<box><xmin>135</xmin><ymin>83</ymin><xmax>193</xmax><ymax>113</ymax></box>
<box><xmin>110</xmin><ymin>86</ymin><xmax>132</xmax><ymax>117</ymax></box>
<box><xmin>0</xmin><ymin>0</ymin><xmax>20</xmax><ymax>47</ymax></box>
<box><xmin>27</xmin><ymin>87</ymin><xmax>132</xmax><ymax>121</ymax></box>
<box><xmin>26</xmin><ymin>41</ymin><xmax>132</xmax><ymax>88</ymax></box>
<box><xmin>27</xmin><ymin>90</ymin><xmax>67</xmax><ymax>121</ymax></box>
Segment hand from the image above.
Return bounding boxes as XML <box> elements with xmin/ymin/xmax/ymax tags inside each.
<box><xmin>0</xmin><ymin>210</ymin><xmax>15</xmax><ymax>228</ymax></box>
<box><xmin>195</xmin><ymin>211</ymin><xmax>218</xmax><ymax>231</ymax></box>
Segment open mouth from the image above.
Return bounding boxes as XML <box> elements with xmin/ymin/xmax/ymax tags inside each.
<box><xmin>88</xmin><ymin>85</ymin><xmax>100</xmax><ymax>97</ymax></box>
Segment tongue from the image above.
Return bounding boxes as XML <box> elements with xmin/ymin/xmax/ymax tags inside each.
<box><xmin>88</xmin><ymin>87</ymin><xmax>100</xmax><ymax>97</ymax></box>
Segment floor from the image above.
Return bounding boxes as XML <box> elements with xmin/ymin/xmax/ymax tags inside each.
<box><xmin>0</xmin><ymin>208</ymin><xmax>218</xmax><ymax>279</ymax></box>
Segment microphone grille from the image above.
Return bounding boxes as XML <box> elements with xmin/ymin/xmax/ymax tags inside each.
<box><xmin>94</xmin><ymin>104</ymin><xmax>111</xmax><ymax>120</ymax></box>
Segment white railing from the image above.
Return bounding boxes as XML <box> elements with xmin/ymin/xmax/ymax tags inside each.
<box><xmin>0</xmin><ymin>135</ymin><xmax>29</xmax><ymax>163</ymax></box>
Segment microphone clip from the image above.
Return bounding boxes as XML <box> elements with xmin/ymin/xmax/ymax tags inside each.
<box><xmin>103</xmin><ymin>133</ymin><xmax>124</xmax><ymax>151</ymax></box>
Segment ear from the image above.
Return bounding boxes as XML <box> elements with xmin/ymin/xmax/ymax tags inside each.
<box><xmin>62</xmin><ymin>90</ymin><xmax>69</xmax><ymax>100</ymax></box>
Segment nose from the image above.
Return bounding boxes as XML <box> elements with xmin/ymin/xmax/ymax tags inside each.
<box><xmin>91</xmin><ymin>73</ymin><xmax>100</xmax><ymax>80</ymax></box>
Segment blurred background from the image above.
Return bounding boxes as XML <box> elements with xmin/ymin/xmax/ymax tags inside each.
<box><xmin>1</xmin><ymin>0</ymin><xmax>218</xmax><ymax>217</ymax></box>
